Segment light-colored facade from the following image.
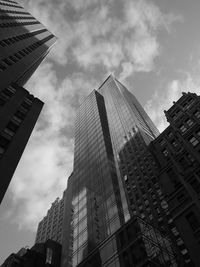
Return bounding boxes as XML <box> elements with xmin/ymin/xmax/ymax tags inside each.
<box><xmin>35</xmin><ymin>193</ymin><xmax>65</xmax><ymax>245</ymax></box>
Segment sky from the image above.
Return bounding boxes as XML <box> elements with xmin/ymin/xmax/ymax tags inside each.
<box><xmin>1</xmin><ymin>0</ymin><xmax>200</xmax><ymax>263</ymax></box>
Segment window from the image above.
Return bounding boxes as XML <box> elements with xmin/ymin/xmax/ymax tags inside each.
<box><xmin>0</xmin><ymin>146</ymin><xmax>5</xmax><ymax>156</ymax></box>
<box><xmin>186</xmin><ymin>212</ymin><xmax>200</xmax><ymax>232</ymax></box>
<box><xmin>21</xmin><ymin>100</ymin><xmax>31</xmax><ymax>110</ymax></box>
<box><xmin>7</xmin><ymin>121</ymin><xmax>19</xmax><ymax>133</ymax></box>
<box><xmin>162</xmin><ymin>149</ymin><xmax>169</xmax><ymax>157</ymax></box>
<box><xmin>179</xmin><ymin>125</ymin><xmax>187</xmax><ymax>133</ymax></box>
<box><xmin>46</xmin><ymin>248</ymin><xmax>53</xmax><ymax>264</ymax></box>
<box><xmin>0</xmin><ymin>95</ymin><xmax>7</xmax><ymax>105</ymax></box>
<box><xmin>177</xmin><ymin>193</ymin><xmax>186</xmax><ymax>204</ymax></box>
<box><xmin>2</xmin><ymin>58</ymin><xmax>13</xmax><ymax>66</ymax></box>
<box><xmin>171</xmin><ymin>140</ymin><xmax>178</xmax><ymax>148</ymax></box>
<box><xmin>171</xmin><ymin>226</ymin><xmax>179</xmax><ymax>236</ymax></box>
<box><xmin>168</xmin><ymin>132</ymin><xmax>173</xmax><ymax>138</ymax></box>
<box><xmin>12</xmin><ymin>115</ymin><xmax>22</xmax><ymax>125</ymax></box>
<box><xmin>24</xmin><ymin>97</ymin><xmax>33</xmax><ymax>106</ymax></box>
<box><xmin>15</xmin><ymin>110</ymin><xmax>26</xmax><ymax>120</ymax></box>
<box><xmin>189</xmin><ymin>177</ymin><xmax>200</xmax><ymax>194</ymax></box>
<box><xmin>181</xmin><ymin>248</ymin><xmax>188</xmax><ymax>255</ymax></box>
<box><xmin>186</xmin><ymin>153</ymin><xmax>195</xmax><ymax>163</ymax></box>
<box><xmin>4</xmin><ymin>128</ymin><xmax>15</xmax><ymax>137</ymax></box>
<box><xmin>14</xmin><ymin>53</ymin><xmax>22</xmax><ymax>60</ymax></box>
<box><xmin>196</xmin><ymin>130</ymin><xmax>200</xmax><ymax>137</ymax></box>
<box><xmin>189</xmin><ymin>136</ymin><xmax>199</xmax><ymax>147</ymax></box>
<box><xmin>159</xmin><ymin>139</ymin><xmax>166</xmax><ymax>146</ymax></box>
<box><xmin>186</xmin><ymin>119</ymin><xmax>193</xmax><ymax>126</ymax></box>
<box><xmin>4</xmin><ymin>88</ymin><xmax>14</xmax><ymax>97</ymax></box>
<box><xmin>179</xmin><ymin>157</ymin><xmax>189</xmax><ymax>169</ymax></box>
<box><xmin>0</xmin><ymin>134</ymin><xmax>10</xmax><ymax>149</ymax></box>
<box><xmin>7</xmin><ymin>86</ymin><xmax>16</xmax><ymax>94</ymax></box>
<box><xmin>167</xmin><ymin>168</ymin><xmax>180</xmax><ymax>188</ymax></box>
<box><xmin>194</xmin><ymin>110</ymin><xmax>200</xmax><ymax>119</ymax></box>
<box><xmin>0</xmin><ymin>63</ymin><xmax>6</xmax><ymax>71</ymax></box>
<box><xmin>124</xmin><ymin>175</ymin><xmax>128</xmax><ymax>181</ymax></box>
<box><xmin>9</xmin><ymin>56</ymin><xmax>17</xmax><ymax>63</ymax></box>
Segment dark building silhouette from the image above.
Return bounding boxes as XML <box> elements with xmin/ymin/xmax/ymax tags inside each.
<box><xmin>0</xmin><ymin>83</ymin><xmax>43</xmax><ymax>203</ymax></box>
<box><xmin>1</xmin><ymin>239</ymin><xmax>61</xmax><ymax>267</ymax></box>
<box><xmin>149</xmin><ymin>92</ymin><xmax>200</xmax><ymax>266</ymax></box>
<box><xmin>61</xmin><ymin>75</ymin><xmax>193</xmax><ymax>266</ymax></box>
<box><xmin>0</xmin><ymin>0</ymin><xmax>56</xmax><ymax>203</ymax></box>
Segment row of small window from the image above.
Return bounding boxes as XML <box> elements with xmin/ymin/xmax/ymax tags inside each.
<box><xmin>0</xmin><ymin>28</ymin><xmax>46</xmax><ymax>48</ymax></box>
<box><xmin>0</xmin><ymin>20</ymin><xmax>39</xmax><ymax>28</ymax></box>
<box><xmin>161</xmin><ymin>141</ymin><xmax>181</xmax><ymax>156</ymax></box>
<box><xmin>189</xmin><ymin>132</ymin><xmax>200</xmax><ymax>147</ymax></box>
<box><xmin>0</xmin><ymin>34</ymin><xmax>54</xmax><ymax>71</ymax></box>
<box><xmin>0</xmin><ymin>98</ymin><xmax>33</xmax><ymax>157</ymax></box>
<box><xmin>171</xmin><ymin>98</ymin><xmax>195</xmax><ymax>120</ymax></box>
<box><xmin>1</xmin><ymin>0</ymin><xmax>17</xmax><ymax>4</ymax></box>
<box><xmin>159</xmin><ymin>111</ymin><xmax>200</xmax><ymax>146</ymax></box>
<box><xmin>0</xmin><ymin>1</ymin><xmax>22</xmax><ymax>8</ymax></box>
<box><xmin>162</xmin><ymin>131</ymin><xmax>200</xmax><ymax>157</ymax></box>
<box><xmin>179</xmin><ymin>116</ymin><xmax>198</xmax><ymax>133</ymax></box>
<box><xmin>0</xmin><ymin>9</ymin><xmax>28</xmax><ymax>15</ymax></box>
<box><xmin>0</xmin><ymin>85</ymin><xmax>16</xmax><ymax>105</ymax></box>
<box><xmin>0</xmin><ymin>15</ymin><xmax>34</xmax><ymax>20</ymax></box>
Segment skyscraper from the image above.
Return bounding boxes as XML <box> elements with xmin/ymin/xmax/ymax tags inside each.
<box><xmin>0</xmin><ymin>0</ymin><xmax>56</xmax><ymax>203</ymax></box>
<box><xmin>65</xmin><ymin>75</ymin><xmax>192</xmax><ymax>266</ymax></box>
<box><xmin>0</xmin><ymin>0</ymin><xmax>56</xmax><ymax>89</ymax></box>
<box><xmin>149</xmin><ymin>92</ymin><xmax>200</xmax><ymax>266</ymax></box>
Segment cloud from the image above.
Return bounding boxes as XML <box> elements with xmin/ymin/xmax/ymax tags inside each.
<box><xmin>72</xmin><ymin>0</ymin><xmax>164</xmax><ymax>73</ymax></box>
<box><xmin>20</xmin><ymin>0</ymin><xmax>181</xmax><ymax>77</ymax></box>
<box><xmin>66</xmin><ymin>0</ymin><xmax>99</xmax><ymax>11</ymax></box>
<box><xmin>119</xmin><ymin>0</ymin><xmax>183</xmax><ymax>80</ymax></box>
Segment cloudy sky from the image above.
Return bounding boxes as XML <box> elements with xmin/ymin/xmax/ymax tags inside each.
<box><xmin>1</xmin><ymin>0</ymin><xmax>200</xmax><ymax>262</ymax></box>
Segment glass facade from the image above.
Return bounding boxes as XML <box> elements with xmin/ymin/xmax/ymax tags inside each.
<box><xmin>77</xmin><ymin>217</ymin><xmax>177</xmax><ymax>267</ymax></box>
<box><xmin>72</xmin><ymin>90</ymin><xmax>124</xmax><ymax>266</ymax></box>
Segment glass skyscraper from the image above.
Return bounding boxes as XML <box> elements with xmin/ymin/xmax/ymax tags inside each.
<box><xmin>65</xmin><ymin>75</ymin><xmax>192</xmax><ymax>266</ymax></box>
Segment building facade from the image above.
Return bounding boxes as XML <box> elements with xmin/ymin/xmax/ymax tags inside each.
<box><xmin>149</xmin><ymin>92</ymin><xmax>200</xmax><ymax>266</ymax></box>
<box><xmin>64</xmin><ymin>75</ymin><xmax>193</xmax><ymax>266</ymax></box>
<box><xmin>0</xmin><ymin>83</ymin><xmax>43</xmax><ymax>203</ymax></box>
<box><xmin>35</xmin><ymin>193</ymin><xmax>65</xmax><ymax>245</ymax></box>
<box><xmin>0</xmin><ymin>0</ymin><xmax>56</xmax><ymax>203</ymax></box>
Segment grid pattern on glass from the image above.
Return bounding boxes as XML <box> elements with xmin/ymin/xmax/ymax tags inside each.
<box><xmin>72</xmin><ymin>90</ymin><xmax>122</xmax><ymax>266</ymax></box>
